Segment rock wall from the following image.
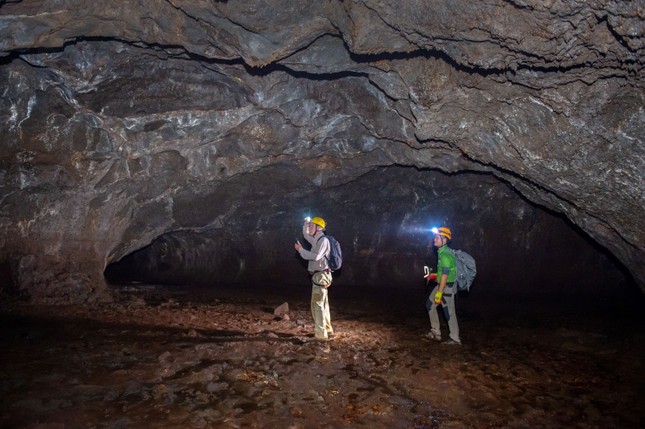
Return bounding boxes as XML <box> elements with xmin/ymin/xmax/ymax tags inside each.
<box><xmin>0</xmin><ymin>1</ymin><xmax>642</xmax><ymax>302</ymax></box>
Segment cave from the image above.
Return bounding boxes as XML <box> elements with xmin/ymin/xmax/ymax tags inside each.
<box><xmin>102</xmin><ymin>166</ymin><xmax>629</xmax><ymax>295</ymax></box>
<box><xmin>1</xmin><ymin>1</ymin><xmax>644</xmax><ymax>428</ymax></box>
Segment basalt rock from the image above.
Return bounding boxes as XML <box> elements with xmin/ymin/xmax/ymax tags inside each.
<box><xmin>0</xmin><ymin>1</ymin><xmax>642</xmax><ymax>303</ymax></box>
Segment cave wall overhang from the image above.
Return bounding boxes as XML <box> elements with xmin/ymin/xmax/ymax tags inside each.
<box><xmin>0</xmin><ymin>1</ymin><xmax>642</xmax><ymax>302</ymax></box>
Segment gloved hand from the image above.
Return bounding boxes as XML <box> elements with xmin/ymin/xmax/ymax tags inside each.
<box><xmin>433</xmin><ymin>290</ymin><xmax>443</xmax><ymax>304</ymax></box>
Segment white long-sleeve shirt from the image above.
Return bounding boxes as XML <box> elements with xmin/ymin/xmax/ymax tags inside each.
<box><xmin>299</xmin><ymin>224</ymin><xmax>330</xmax><ymax>272</ymax></box>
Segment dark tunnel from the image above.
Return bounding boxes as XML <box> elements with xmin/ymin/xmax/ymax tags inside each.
<box><xmin>103</xmin><ymin>167</ymin><xmax>633</xmax><ymax>297</ymax></box>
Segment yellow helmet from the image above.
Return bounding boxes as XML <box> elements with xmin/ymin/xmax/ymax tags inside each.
<box><xmin>431</xmin><ymin>226</ymin><xmax>452</xmax><ymax>240</ymax></box>
<box><xmin>310</xmin><ymin>216</ymin><xmax>326</xmax><ymax>229</ymax></box>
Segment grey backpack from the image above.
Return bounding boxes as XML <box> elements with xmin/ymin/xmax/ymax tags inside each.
<box><xmin>447</xmin><ymin>248</ymin><xmax>477</xmax><ymax>292</ymax></box>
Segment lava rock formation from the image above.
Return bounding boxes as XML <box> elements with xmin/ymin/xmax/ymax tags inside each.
<box><xmin>0</xmin><ymin>0</ymin><xmax>643</xmax><ymax>302</ymax></box>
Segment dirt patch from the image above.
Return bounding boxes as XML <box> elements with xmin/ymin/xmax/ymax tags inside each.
<box><xmin>1</xmin><ymin>285</ymin><xmax>643</xmax><ymax>428</ymax></box>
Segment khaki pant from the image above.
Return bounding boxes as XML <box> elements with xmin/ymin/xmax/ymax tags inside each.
<box><xmin>311</xmin><ymin>271</ymin><xmax>333</xmax><ymax>339</ymax></box>
<box><xmin>427</xmin><ymin>284</ymin><xmax>460</xmax><ymax>342</ymax></box>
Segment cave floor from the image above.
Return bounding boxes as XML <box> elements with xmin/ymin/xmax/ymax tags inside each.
<box><xmin>1</xmin><ymin>284</ymin><xmax>643</xmax><ymax>429</ymax></box>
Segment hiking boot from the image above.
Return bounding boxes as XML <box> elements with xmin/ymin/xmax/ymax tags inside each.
<box><xmin>423</xmin><ymin>332</ymin><xmax>441</xmax><ymax>341</ymax></box>
<box><xmin>443</xmin><ymin>338</ymin><xmax>462</xmax><ymax>346</ymax></box>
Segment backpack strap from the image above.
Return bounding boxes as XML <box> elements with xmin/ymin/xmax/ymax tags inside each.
<box><xmin>316</xmin><ymin>235</ymin><xmax>331</xmax><ymax>266</ymax></box>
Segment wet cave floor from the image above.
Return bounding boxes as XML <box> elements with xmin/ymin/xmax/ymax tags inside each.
<box><xmin>1</xmin><ymin>284</ymin><xmax>644</xmax><ymax>429</ymax></box>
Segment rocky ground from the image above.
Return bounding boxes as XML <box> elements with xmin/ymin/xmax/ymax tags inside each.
<box><xmin>1</xmin><ymin>284</ymin><xmax>644</xmax><ymax>429</ymax></box>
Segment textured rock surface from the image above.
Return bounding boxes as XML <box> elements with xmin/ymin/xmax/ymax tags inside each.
<box><xmin>0</xmin><ymin>1</ymin><xmax>643</xmax><ymax>302</ymax></box>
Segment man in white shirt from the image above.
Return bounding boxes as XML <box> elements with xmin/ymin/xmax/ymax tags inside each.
<box><xmin>295</xmin><ymin>216</ymin><xmax>333</xmax><ymax>341</ymax></box>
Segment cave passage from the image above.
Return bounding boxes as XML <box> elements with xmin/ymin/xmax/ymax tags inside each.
<box><xmin>104</xmin><ymin>168</ymin><xmax>633</xmax><ymax>299</ymax></box>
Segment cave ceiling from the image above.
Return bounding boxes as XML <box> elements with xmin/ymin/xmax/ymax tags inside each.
<box><xmin>0</xmin><ymin>0</ymin><xmax>643</xmax><ymax>302</ymax></box>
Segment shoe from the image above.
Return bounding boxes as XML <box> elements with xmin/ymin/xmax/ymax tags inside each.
<box><xmin>423</xmin><ymin>332</ymin><xmax>441</xmax><ymax>341</ymax></box>
<box><xmin>443</xmin><ymin>338</ymin><xmax>462</xmax><ymax>346</ymax></box>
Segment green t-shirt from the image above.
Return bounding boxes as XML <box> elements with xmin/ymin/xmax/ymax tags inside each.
<box><xmin>437</xmin><ymin>245</ymin><xmax>457</xmax><ymax>283</ymax></box>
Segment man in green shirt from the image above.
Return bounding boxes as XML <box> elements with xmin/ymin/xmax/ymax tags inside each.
<box><xmin>424</xmin><ymin>226</ymin><xmax>461</xmax><ymax>345</ymax></box>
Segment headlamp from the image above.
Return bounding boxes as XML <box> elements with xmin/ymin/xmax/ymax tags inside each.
<box><xmin>430</xmin><ymin>227</ymin><xmax>439</xmax><ymax>235</ymax></box>
<box><xmin>304</xmin><ymin>216</ymin><xmax>311</xmax><ymax>222</ymax></box>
